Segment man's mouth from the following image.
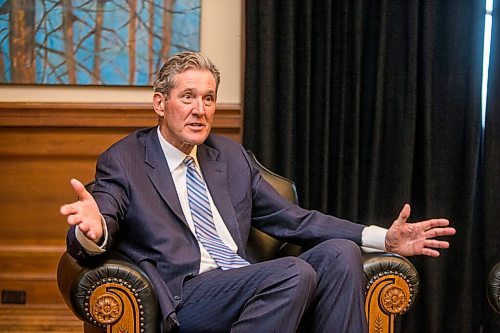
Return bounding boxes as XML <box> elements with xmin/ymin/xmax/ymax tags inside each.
<box><xmin>187</xmin><ymin>122</ymin><xmax>205</xmax><ymax>128</ymax></box>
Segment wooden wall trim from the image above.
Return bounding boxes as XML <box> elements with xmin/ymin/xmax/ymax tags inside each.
<box><xmin>0</xmin><ymin>102</ymin><xmax>242</xmax><ymax>135</ymax></box>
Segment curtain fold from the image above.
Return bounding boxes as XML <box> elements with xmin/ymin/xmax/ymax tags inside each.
<box><xmin>244</xmin><ymin>1</ymin><xmax>491</xmax><ymax>332</ymax></box>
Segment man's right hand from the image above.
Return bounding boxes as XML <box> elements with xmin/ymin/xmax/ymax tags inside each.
<box><xmin>60</xmin><ymin>178</ymin><xmax>103</xmax><ymax>244</ymax></box>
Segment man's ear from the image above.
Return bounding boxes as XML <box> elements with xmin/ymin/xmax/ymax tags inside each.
<box><xmin>153</xmin><ymin>92</ymin><xmax>166</xmax><ymax>117</ymax></box>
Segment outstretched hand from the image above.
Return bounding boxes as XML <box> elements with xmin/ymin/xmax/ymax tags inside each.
<box><xmin>60</xmin><ymin>179</ymin><xmax>103</xmax><ymax>244</ymax></box>
<box><xmin>385</xmin><ymin>204</ymin><xmax>456</xmax><ymax>257</ymax></box>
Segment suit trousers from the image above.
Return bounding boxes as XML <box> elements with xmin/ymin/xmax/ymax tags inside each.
<box><xmin>175</xmin><ymin>239</ymin><xmax>367</xmax><ymax>333</ymax></box>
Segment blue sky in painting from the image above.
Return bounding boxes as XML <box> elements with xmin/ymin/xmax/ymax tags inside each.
<box><xmin>0</xmin><ymin>0</ymin><xmax>200</xmax><ymax>86</ymax></box>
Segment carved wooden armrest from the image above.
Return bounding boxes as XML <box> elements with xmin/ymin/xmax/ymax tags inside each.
<box><xmin>57</xmin><ymin>252</ymin><xmax>160</xmax><ymax>332</ymax></box>
<box><xmin>487</xmin><ymin>261</ymin><xmax>500</xmax><ymax>314</ymax></box>
<box><xmin>363</xmin><ymin>252</ymin><xmax>419</xmax><ymax>333</ymax></box>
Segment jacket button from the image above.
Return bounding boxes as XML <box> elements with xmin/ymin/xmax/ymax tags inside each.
<box><xmin>174</xmin><ymin>296</ymin><xmax>181</xmax><ymax>300</ymax></box>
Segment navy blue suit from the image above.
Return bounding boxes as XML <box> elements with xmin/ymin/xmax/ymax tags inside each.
<box><xmin>67</xmin><ymin>127</ymin><xmax>367</xmax><ymax>332</ymax></box>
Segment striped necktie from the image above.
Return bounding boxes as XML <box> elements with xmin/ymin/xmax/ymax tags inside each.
<box><xmin>184</xmin><ymin>156</ymin><xmax>250</xmax><ymax>270</ymax></box>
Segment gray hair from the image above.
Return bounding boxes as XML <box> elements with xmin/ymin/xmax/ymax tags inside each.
<box><xmin>153</xmin><ymin>51</ymin><xmax>221</xmax><ymax>97</ymax></box>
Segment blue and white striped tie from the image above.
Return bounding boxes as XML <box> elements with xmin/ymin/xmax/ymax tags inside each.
<box><xmin>184</xmin><ymin>156</ymin><xmax>250</xmax><ymax>270</ymax></box>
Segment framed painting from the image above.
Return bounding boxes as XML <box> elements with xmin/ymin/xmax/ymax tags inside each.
<box><xmin>0</xmin><ymin>0</ymin><xmax>201</xmax><ymax>86</ymax></box>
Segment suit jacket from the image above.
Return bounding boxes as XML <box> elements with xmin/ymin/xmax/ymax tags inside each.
<box><xmin>66</xmin><ymin>126</ymin><xmax>364</xmax><ymax>327</ymax></box>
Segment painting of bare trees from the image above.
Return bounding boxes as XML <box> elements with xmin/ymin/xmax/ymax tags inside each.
<box><xmin>0</xmin><ymin>0</ymin><xmax>200</xmax><ymax>86</ymax></box>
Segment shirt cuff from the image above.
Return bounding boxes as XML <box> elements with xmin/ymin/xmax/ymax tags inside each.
<box><xmin>74</xmin><ymin>214</ymin><xmax>109</xmax><ymax>255</ymax></box>
<box><xmin>361</xmin><ymin>225</ymin><xmax>388</xmax><ymax>252</ymax></box>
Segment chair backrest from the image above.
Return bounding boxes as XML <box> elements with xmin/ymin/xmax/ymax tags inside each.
<box><xmin>246</xmin><ymin>151</ymin><xmax>298</xmax><ymax>205</ymax></box>
<box><xmin>245</xmin><ymin>151</ymin><xmax>300</xmax><ymax>262</ymax></box>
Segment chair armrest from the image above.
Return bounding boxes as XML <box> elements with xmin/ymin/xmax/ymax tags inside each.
<box><xmin>279</xmin><ymin>242</ymin><xmax>419</xmax><ymax>333</ymax></box>
<box><xmin>57</xmin><ymin>252</ymin><xmax>160</xmax><ymax>332</ymax></box>
<box><xmin>57</xmin><ymin>247</ymin><xmax>419</xmax><ymax>333</ymax></box>
<box><xmin>487</xmin><ymin>262</ymin><xmax>500</xmax><ymax>314</ymax></box>
<box><xmin>363</xmin><ymin>252</ymin><xmax>419</xmax><ymax>333</ymax></box>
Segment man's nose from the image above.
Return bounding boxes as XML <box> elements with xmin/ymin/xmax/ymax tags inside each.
<box><xmin>192</xmin><ymin>98</ymin><xmax>205</xmax><ymax>114</ymax></box>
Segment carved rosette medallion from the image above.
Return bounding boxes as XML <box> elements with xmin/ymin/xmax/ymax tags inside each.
<box><xmin>93</xmin><ymin>294</ymin><xmax>122</xmax><ymax>324</ymax></box>
<box><xmin>382</xmin><ymin>286</ymin><xmax>407</xmax><ymax>314</ymax></box>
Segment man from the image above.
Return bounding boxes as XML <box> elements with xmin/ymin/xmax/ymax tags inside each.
<box><xmin>60</xmin><ymin>51</ymin><xmax>455</xmax><ymax>332</ymax></box>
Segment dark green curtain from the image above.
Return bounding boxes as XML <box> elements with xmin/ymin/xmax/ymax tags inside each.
<box><xmin>483</xmin><ymin>1</ymin><xmax>500</xmax><ymax>331</ymax></box>
<box><xmin>244</xmin><ymin>1</ymin><xmax>494</xmax><ymax>332</ymax></box>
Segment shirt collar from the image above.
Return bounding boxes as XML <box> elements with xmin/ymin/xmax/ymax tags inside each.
<box><xmin>156</xmin><ymin>126</ymin><xmax>198</xmax><ymax>173</ymax></box>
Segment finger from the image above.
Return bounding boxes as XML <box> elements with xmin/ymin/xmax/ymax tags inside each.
<box><xmin>423</xmin><ymin>218</ymin><xmax>451</xmax><ymax>229</ymax></box>
<box><xmin>67</xmin><ymin>214</ymin><xmax>82</xmax><ymax>226</ymax></box>
<box><xmin>425</xmin><ymin>227</ymin><xmax>456</xmax><ymax>238</ymax></box>
<box><xmin>87</xmin><ymin>231</ymin><xmax>97</xmax><ymax>241</ymax></box>
<box><xmin>60</xmin><ymin>203</ymin><xmax>79</xmax><ymax>216</ymax></box>
<box><xmin>77</xmin><ymin>224</ymin><xmax>97</xmax><ymax>241</ymax></box>
<box><xmin>424</xmin><ymin>239</ymin><xmax>450</xmax><ymax>249</ymax></box>
<box><xmin>70</xmin><ymin>178</ymin><xmax>92</xmax><ymax>200</ymax></box>
<box><xmin>414</xmin><ymin>218</ymin><xmax>451</xmax><ymax>232</ymax></box>
<box><xmin>77</xmin><ymin>222</ymin><xmax>89</xmax><ymax>234</ymax></box>
<box><xmin>395</xmin><ymin>203</ymin><xmax>411</xmax><ymax>225</ymax></box>
<box><xmin>421</xmin><ymin>248</ymin><xmax>441</xmax><ymax>257</ymax></box>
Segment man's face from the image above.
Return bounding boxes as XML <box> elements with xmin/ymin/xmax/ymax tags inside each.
<box><xmin>153</xmin><ymin>69</ymin><xmax>217</xmax><ymax>154</ymax></box>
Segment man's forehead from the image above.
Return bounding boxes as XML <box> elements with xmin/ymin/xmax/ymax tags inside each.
<box><xmin>173</xmin><ymin>69</ymin><xmax>216</xmax><ymax>90</ymax></box>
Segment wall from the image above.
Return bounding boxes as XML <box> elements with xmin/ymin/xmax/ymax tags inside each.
<box><xmin>0</xmin><ymin>0</ymin><xmax>242</xmax><ymax>104</ymax></box>
<box><xmin>0</xmin><ymin>0</ymin><xmax>243</xmax><ymax>312</ymax></box>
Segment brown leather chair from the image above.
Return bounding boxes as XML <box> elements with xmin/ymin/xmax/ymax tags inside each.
<box><xmin>57</xmin><ymin>151</ymin><xmax>420</xmax><ymax>333</ymax></box>
<box><xmin>487</xmin><ymin>262</ymin><xmax>500</xmax><ymax>314</ymax></box>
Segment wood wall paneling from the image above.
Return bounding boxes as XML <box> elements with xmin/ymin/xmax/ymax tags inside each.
<box><xmin>0</xmin><ymin>102</ymin><xmax>242</xmax><ymax>310</ymax></box>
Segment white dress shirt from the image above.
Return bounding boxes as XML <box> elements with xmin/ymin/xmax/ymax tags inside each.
<box><xmin>156</xmin><ymin>129</ymin><xmax>240</xmax><ymax>273</ymax></box>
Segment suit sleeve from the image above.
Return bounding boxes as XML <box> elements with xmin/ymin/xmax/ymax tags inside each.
<box><xmin>66</xmin><ymin>149</ymin><xmax>129</xmax><ymax>260</ymax></box>
<box><xmin>246</xmin><ymin>152</ymin><xmax>365</xmax><ymax>247</ymax></box>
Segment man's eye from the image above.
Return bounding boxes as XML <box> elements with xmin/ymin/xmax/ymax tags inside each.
<box><xmin>182</xmin><ymin>94</ymin><xmax>193</xmax><ymax>101</ymax></box>
<box><xmin>204</xmin><ymin>96</ymin><xmax>215</xmax><ymax>105</ymax></box>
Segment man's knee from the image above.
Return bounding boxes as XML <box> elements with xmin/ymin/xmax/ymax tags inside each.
<box><xmin>274</xmin><ymin>257</ymin><xmax>317</xmax><ymax>297</ymax></box>
<box><xmin>318</xmin><ymin>239</ymin><xmax>362</xmax><ymax>259</ymax></box>
<box><xmin>302</xmin><ymin>239</ymin><xmax>364</xmax><ymax>275</ymax></box>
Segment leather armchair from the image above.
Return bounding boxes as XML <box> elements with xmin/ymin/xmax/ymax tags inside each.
<box><xmin>487</xmin><ymin>262</ymin><xmax>500</xmax><ymax>314</ymax></box>
<box><xmin>57</xmin><ymin>151</ymin><xmax>420</xmax><ymax>333</ymax></box>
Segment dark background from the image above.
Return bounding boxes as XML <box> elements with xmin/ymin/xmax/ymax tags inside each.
<box><xmin>244</xmin><ymin>1</ymin><xmax>500</xmax><ymax>332</ymax></box>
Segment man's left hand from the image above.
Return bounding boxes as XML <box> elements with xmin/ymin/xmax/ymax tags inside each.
<box><xmin>385</xmin><ymin>204</ymin><xmax>456</xmax><ymax>257</ymax></box>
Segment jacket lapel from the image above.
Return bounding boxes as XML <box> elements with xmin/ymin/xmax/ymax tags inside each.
<box><xmin>197</xmin><ymin>145</ymin><xmax>246</xmax><ymax>253</ymax></box>
<box><xmin>144</xmin><ymin>129</ymin><xmax>188</xmax><ymax>226</ymax></box>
